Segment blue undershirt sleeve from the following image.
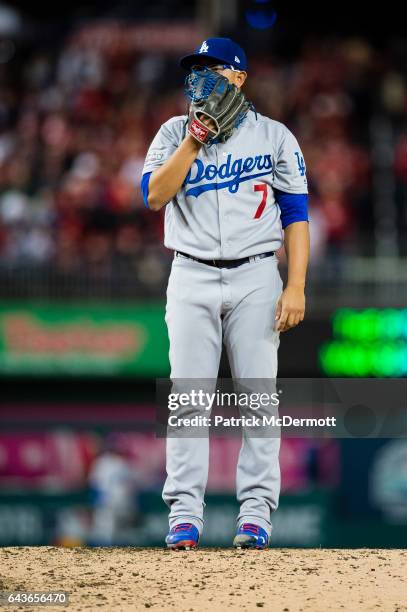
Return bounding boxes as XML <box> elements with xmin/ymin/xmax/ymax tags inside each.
<box><xmin>141</xmin><ymin>171</ymin><xmax>152</xmax><ymax>208</ymax></box>
<box><xmin>274</xmin><ymin>189</ymin><xmax>309</xmax><ymax>229</ymax></box>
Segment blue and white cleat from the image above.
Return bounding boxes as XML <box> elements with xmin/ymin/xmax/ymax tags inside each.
<box><xmin>233</xmin><ymin>523</ymin><xmax>270</xmax><ymax>549</ymax></box>
<box><xmin>165</xmin><ymin>522</ymin><xmax>200</xmax><ymax>550</ymax></box>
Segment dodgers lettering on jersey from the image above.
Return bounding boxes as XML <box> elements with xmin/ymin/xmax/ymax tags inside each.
<box><xmin>184</xmin><ymin>153</ymin><xmax>274</xmax><ymax>197</ymax></box>
<box><xmin>142</xmin><ymin>110</ymin><xmax>308</xmax><ymax>260</ymax></box>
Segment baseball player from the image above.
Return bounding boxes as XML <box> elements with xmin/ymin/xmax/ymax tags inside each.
<box><xmin>141</xmin><ymin>38</ymin><xmax>310</xmax><ymax>549</ymax></box>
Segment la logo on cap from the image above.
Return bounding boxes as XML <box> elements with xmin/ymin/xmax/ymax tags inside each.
<box><xmin>234</xmin><ymin>56</ymin><xmax>240</xmax><ymax>63</ymax></box>
<box><xmin>199</xmin><ymin>41</ymin><xmax>209</xmax><ymax>53</ymax></box>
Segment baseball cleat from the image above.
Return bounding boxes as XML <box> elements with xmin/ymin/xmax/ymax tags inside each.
<box><xmin>165</xmin><ymin>522</ymin><xmax>200</xmax><ymax>550</ymax></box>
<box><xmin>233</xmin><ymin>523</ymin><xmax>269</xmax><ymax>550</ymax></box>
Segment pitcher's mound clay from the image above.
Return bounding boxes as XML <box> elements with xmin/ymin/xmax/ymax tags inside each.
<box><xmin>0</xmin><ymin>547</ymin><xmax>406</xmax><ymax>611</ymax></box>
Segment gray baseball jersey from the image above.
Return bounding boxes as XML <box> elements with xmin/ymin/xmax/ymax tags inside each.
<box><xmin>142</xmin><ymin>109</ymin><xmax>308</xmax><ymax>259</ymax></box>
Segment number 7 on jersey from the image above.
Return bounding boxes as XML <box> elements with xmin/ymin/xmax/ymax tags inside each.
<box><xmin>253</xmin><ymin>183</ymin><xmax>268</xmax><ymax>219</ymax></box>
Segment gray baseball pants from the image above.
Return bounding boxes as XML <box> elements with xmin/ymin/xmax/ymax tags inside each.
<box><xmin>162</xmin><ymin>252</ymin><xmax>283</xmax><ymax>537</ymax></box>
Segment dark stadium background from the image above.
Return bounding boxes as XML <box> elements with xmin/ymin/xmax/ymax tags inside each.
<box><xmin>0</xmin><ymin>0</ymin><xmax>406</xmax><ymax>547</ymax></box>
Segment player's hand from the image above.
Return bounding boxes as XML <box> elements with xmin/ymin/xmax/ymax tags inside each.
<box><xmin>199</xmin><ymin>114</ymin><xmax>216</xmax><ymax>130</ymax></box>
<box><xmin>274</xmin><ymin>285</ymin><xmax>305</xmax><ymax>332</ymax></box>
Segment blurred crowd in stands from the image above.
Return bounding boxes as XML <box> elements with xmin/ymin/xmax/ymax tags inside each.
<box><xmin>0</xmin><ymin>21</ymin><xmax>407</xmax><ymax>288</ymax></box>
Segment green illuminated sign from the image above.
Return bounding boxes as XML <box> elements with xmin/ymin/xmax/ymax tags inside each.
<box><xmin>0</xmin><ymin>302</ymin><xmax>169</xmax><ymax>377</ymax></box>
<box><xmin>319</xmin><ymin>309</ymin><xmax>407</xmax><ymax>377</ymax></box>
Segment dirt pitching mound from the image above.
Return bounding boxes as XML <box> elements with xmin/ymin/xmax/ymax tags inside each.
<box><xmin>0</xmin><ymin>547</ymin><xmax>406</xmax><ymax>611</ymax></box>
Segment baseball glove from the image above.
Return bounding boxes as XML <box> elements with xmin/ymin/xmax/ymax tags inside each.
<box><xmin>185</xmin><ymin>66</ymin><xmax>252</xmax><ymax>146</ymax></box>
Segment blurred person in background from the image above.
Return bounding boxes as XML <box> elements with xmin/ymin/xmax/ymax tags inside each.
<box><xmin>88</xmin><ymin>436</ymin><xmax>141</xmax><ymax>546</ymax></box>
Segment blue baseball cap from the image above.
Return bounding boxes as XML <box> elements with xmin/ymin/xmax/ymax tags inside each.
<box><xmin>180</xmin><ymin>37</ymin><xmax>247</xmax><ymax>71</ymax></box>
